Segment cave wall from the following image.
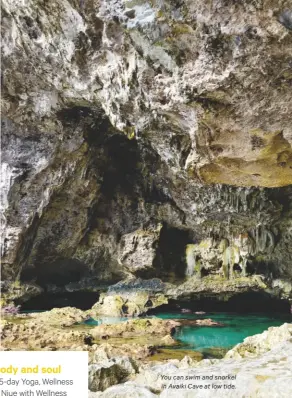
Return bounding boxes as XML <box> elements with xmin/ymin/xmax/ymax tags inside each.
<box><xmin>1</xmin><ymin>0</ymin><xmax>292</xmax><ymax>301</ymax></box>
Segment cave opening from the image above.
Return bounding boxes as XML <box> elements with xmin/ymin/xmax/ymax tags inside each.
<box><xmin>155</xmin><ymin>224</ymin><xmax>191</xmax><ymax>280</ymax></box>
<box><xmin>18</xmin><ymin>292</ymin><xmax>100</xmax><ymax>312</ymax></box>
<box><xmin>100</xmin><ymin>134</ymin><xmax>141</xmax><ymax>197</ymax></box>
<box><xmin>149</xmin><ymin>292</ymin><xmax>291</xmax><ymax>314</ymax></box>
<box><xmin>20</xmin><ymin>258</ymin><xmax>87</xmax><ymax>287</ymax></box>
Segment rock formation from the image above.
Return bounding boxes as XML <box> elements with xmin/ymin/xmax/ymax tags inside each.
<box><xmin>1</xmin><ymin>306</ymin><xmax>292</xmax><ymax>397</ymax></box>
<box><xmin>93</xmin><ymin>323</ymin><xmax>292</xmax><ymax>397</ymax></box>
<box><xmin>1</xmin><ymin>0</ymin><xmax>292</xmax><ymax>307</ymax></box>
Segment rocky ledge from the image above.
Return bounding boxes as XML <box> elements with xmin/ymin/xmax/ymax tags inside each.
<box><xmin>0</xmin><ymin>305</ymin><xmax>227</xmax><ymax>356</ymax></box>
<box><xmin>89</xmin><ymin>323</ymin><xmax>292</xmax><ymax>397</ymax></box>
<box><xmin>1</xmin><ymin>307</ymin><xmax>292</xmax><ymax>396</ymax></box>
<box><xmin>0</xmin><ymin>309</ymin><xmax>180</xmax><ymax>353</ymax></box>
<box><xmin>90</xmin><ymin>318</ymin><xmax>179</xmax><ymax>340</ymax></box>
<box><xmin>84</xmin><ymin>275</ymin><xmax>289</xmax><ymax>317</ymax></box>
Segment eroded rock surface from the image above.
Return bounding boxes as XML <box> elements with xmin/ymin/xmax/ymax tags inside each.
<box><xmin>1</xmin><ymin>1</ymin><xmax>292</xmax><ymax>306</ymax></box>
<box><xmin>0</xmin><ymin>319</ymin><xmax>92</xmax><ymax>351</ymax></box>
<box><xmin>96</xmin><ymin>324</ymin><xmax>292</xmax><ymax>397</ymax></box>
<box><xmin>91</xmin><ymin>278</ymin><xmax>168</xmax><ymax>316</ymax></box>
<box><xmin>91</xmin><ymin>292</ymin><xmax>168</xmax><ymax>317</ymax></box>
<box><xmin>0</xmin><ymin>310</ymin><xmax>180</xmax><ymax>359</ymax></box>
<box><xmin>225</xmin><ymin>322</ymin><xmax>292</xmax><ymax>359</ymax></box>
<box><xmin>90</xmin><ymin>318</ymin><xmax>180</xmax><ymax>340</ymax></box>
<box><xmin>89</xmin><ymin>384</ymin><xmax>158</xmax><ymax>398</ymax></box>
<box><xmin>30</xmin><ymin>306</ymin><xmax>90</xmax><ymax>326</ymax></box>
<box><xmin>88</xmin><ymin>356</ymin><xmax>138</xmax><ymax>392</ymax></box>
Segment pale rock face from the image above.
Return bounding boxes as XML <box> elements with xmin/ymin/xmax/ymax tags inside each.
<box><xmin>158</xmin><ymin>343</ymin><xmax>292</xmax><ymax>397</ymax></box>
<box><xmin>96</xmin><ymin>325</ymin><xmax>292</xmax><ymax>398</ymax></box>
<box><xmin>29</xmin><ymin>306</ymin><xmax>89</xmax><ymax>327</ymax></box>
<box><xmin>271</xmin><ymin>279</ymin><xmax>292</xmax><ymax>300</ymax></box>
<box><xmin>91</xmin><ymin>291</ymin><xmax>168</xmax><ymax>317</ymax></box>
<box><xmin>118</xmin><ymin>224</ymin><xmax>162</xmax><ymax>274</ymax></box>
<box><xmin>225</xmin><ymin>322</ymin><xmax>292</xmax><ymax>359</ymax></box>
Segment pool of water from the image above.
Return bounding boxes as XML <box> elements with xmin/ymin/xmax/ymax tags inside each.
<box><xmin>85</xmin><ymin>312</ymin><xmax>292</xmax><ymax>353</ymax></box>
<box><xmin>167</xmin><ymin>312</ymin><xmax>291</xmax><ymax>351</ymax></box>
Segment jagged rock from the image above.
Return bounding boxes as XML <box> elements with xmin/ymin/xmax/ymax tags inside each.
<box><xmin>29</xmin><ymin>307</ymin><xmax>90</xmax><ymax>327</ymax></box>
<box><xmin>225</xmin><ymin>322</ymin><xmax>292</xmax><ymax>359</ymax></box>
<box><xmin>0</xmin><ymin>319</ymin><xmax>8</xmax><ymax>328</ymax></box>
<box><xmin>88</xmin><ymin>383</ymin><xmax>158</xmax><ymax>397</ymax></box>
<box><xmin>117</xmin><ymin>325</ymin><xmax>292</xmax><ymax>397</ymax></box>
<box><xmin>88</xmin><ymin>362</ymin><xmax>126</xmax><ymax>392</ymax></box>
<box><xmin>271</xmin><ymin>279</ymin><xmax>292</xmax><ymax>300</ymax></box>
<box><xmin>91</xmin><ymin>294</ymin><xmax>126</xmax><ymax>317</ymax></box>
<box><xmin>0</xmin><ymin>319</ymin><xmax>93</xmax><ymax>351</ymax></box>
<box><xmin>1</xmin><ymin>307</ymin><xmax>94</xmax><ymax>350</ymax></box>
<box><xmin>90</xmin><ymin>342</ymin><xmax>157</xmax><ymax>362</ymax></box>
<box><xmin>166</xmin><ymin>274</ymin><xmax>267</xmax><ymax>301</ymax></box>
<box><xmin>91</xmin><ymin>290</ymin><xmax>168</xmax><ymax>317</ymax></box>
<box><xmin>158</xmin><ymin>342</ymin><xmax>292</xmax><ymax>397</ymax></box>
<box><xmin>132</xmin><ymin>362</ymin><xmax>179</xmax><ymax>393</ymax></box>
<box><xmin>90</xmin><ymin>318</ymin><xmax>180</xmax><ymax>340</ymax></box>
<box><xmin>88</xmin><ymin>356</ymin><xmax>138</xmax><ymax>392</ymax></box>
<box><xmin>0</xmin><ymin>281</ymin><xmax>43</xmax><ymax>306</ymax></box>
<box><xmin>1</xmin><ymin>0</ymin><xmax>292</xmax><ymax>303</ymax></box>
<box><xmin>118</xmin><ymin>225</ymin><xmax>162</xmax><ymax>274</ymax></box>
<box><xmin>108</xmin><ymin>278</ymin><xmax>167</xmax><ymax>293</ymax></box>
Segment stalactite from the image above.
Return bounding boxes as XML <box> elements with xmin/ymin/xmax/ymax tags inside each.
<box><xmin>185</xmin><ymin>244</ymin><xmax>196</xmax><ymax>277</ymax></box>
<box><xmin>241</xmin><ymin>258</ymin><xmax>247</xmax><ymax>277</ymax></box>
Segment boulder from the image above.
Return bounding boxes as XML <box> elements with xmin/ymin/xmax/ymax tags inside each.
<box><xmin>118</xmin><ymin>225</ymin><xmax>162</xmax><ymax>274</ymax></box>
<box><xmin>91</xmin><ymin>291</ymin><xmax>168</xmax><ymax>317</ymax></box>
<box><xmin>30</xmin><ymin>307</ymin><xmax>89</xmax><ymax>327</ymax></box>
<box><xmin>88</xmin><ymin>357</ymin><xmax>138</xmax><ymax>392</ymax></box>
<box><xmin>225</xmin><ymin>322</ymin><xmax>292</xmax><ymax>359</ymax></box>
<box><xmin>90</xmin><ymin>342</ymin><xmax>156</xmax><ymax>362</ymax></box>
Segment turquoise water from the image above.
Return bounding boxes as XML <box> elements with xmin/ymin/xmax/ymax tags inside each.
<box><xmin>85</xmin><ymin>312</ymin><xmax>292</xmax><ymax>353</ymax></box>
<box><xmin>23</xmin><ymin>308</ymin><xmax>291</xmax><ymax>354</ymax></box>
<box><xmin>165</xmin><ymin>312</ymin><xmax>292</xmax><ymax>351</ymax></box>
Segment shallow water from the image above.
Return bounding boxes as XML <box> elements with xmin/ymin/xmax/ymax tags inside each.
<box><xmin>85</xmin><ymin>312</ymin><xmax>292</xmax><ymax>355</ymax></box>
<box><xmin>167</xmin><ymin>312</ymin><xmax>292</xmax><ymax>351</ymax></box>
<box><xmin>21</xmin><ymin>308</ymin><xmax>292</xmax><ymax>358</ymax></box>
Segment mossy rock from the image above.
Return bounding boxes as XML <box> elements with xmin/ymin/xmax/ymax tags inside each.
<box><xmin>149</xmin><ymin>348</ymin><xmax>203</xmax><ymax>362</ymax></box>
